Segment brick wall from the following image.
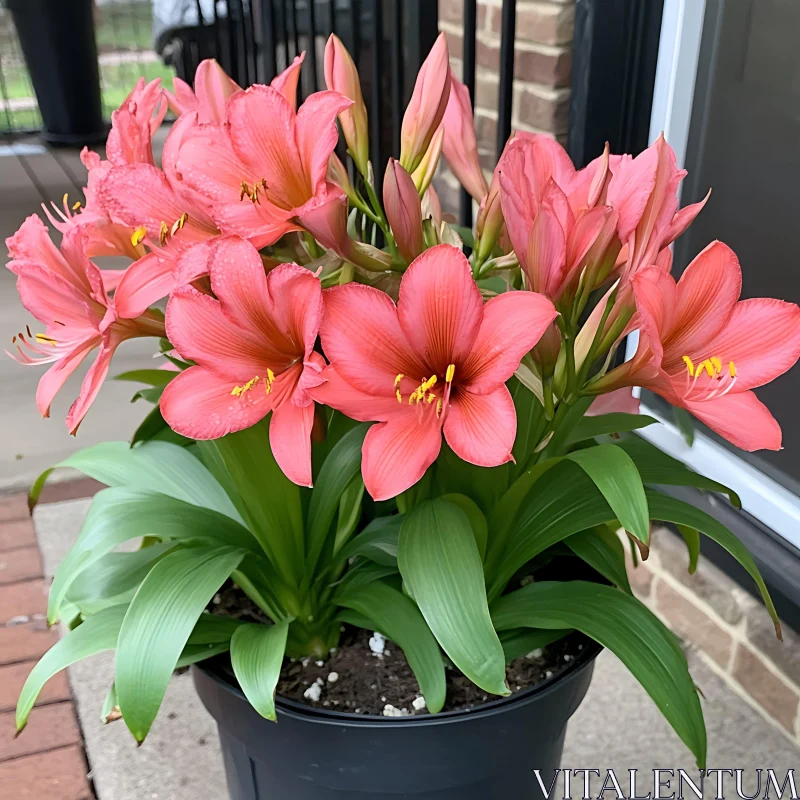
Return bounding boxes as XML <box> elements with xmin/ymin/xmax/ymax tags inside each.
<box><xmin>630</xmin><ymin>526</ymin><xmax>800</xmax><ymax>744</ymax></box>
<box><xmin>436</xmin><ymin>0</ymin><xmax>576</xmax><ymax>213</ymax></box>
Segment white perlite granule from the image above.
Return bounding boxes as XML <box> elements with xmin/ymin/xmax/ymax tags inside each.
<box><xmin>369</xmin><ymin>631</ymin><xmax>386</xmax><ymax>656</ymax></box>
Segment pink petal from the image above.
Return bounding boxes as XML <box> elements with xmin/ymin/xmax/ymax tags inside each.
<box><xmin>668</xmin><ymin>241</ymin><xmax>742</xmax><ymax>358</ymax></box>
<box><xmin>98</xmin><ymin>163</ymin><xmax>185</xmax><ymax>233</ymax></box>
<box><xmin>65</xmin><ymin>334</ymin><xmax>122</xmax><ymax>434</ymax></box>
<box><xmin>523</xmin><ymin>201</ymin><xmax>566</xmax><ymax>295</ymax></box>
<box><xmin>443</xmin><ymin>385</ymin><xmax>516</xmax><ymax>467</ymax></box>
<box><xmin>271</xmin><ymin>53</ymin><xmax>305</xmax><ymax>111</ymax></box>
<box><xmin>397</xmin><ymin>245</ymin><xmax>483</xmax><ymax>372</ymax></box>
<box><xmin>227</xmin><ymin>86</ymin><xmax>309</xmax><ymax>210</ymax></box>
<box><xmin>114</xmin><ymin>252</ymin><xmax>175</xmax><ymax>319</ymax></box>
<box><xmin>460</xmin><ymin>290</ymin><xmax>557</xmax><ymax>393</ymax></box>
<box><xmin>165</xmin><ymin>76</ymin><xmax>198</xmax><ymax>117</ymax></box>
<box><xmin>263</xmin><ymin>261</ymin><xmax>324</xmax><ymax>360</ymax></box>
<box><xmin>704</xmin><ymin>298</ymin><xmax>800</xmax><ymax>391</ymax></box>
<box><xmin>35</xmin><ymin>337</ymin><xmax>98</xmax><ymax>419</ymax></box>
<box><xmin>165</xmin><ymin>285</ymin><xmax>274</xmax><ymax>378</ymax></box>
<box><xmin>194</xmin><ymin>59</ymin><xmax>241</xmax><ymax>123</ymax></box>
<box><xmin>320</xmin><ymin>284</ymin><xmax>424</xmax><ymax>396</ymax></box>
<box><xmin>685</xmin><ymin>391</ymin><xmax>782</xmax><ymax>452</ymax></box>
<box><xmin>15</xmin><ymin>264</ymin><xmax>100</xmax><ymax>330</ymax></box>
<box><xmin>270</xmin><ymin>396</ymin><xmax>315</xmax><ymax>487</ymax></box>
<box><xmin>587</xmin><ymin>388</ymin><xmax>640</xmax><ymax>416</ymax></box>
<box><xmin>6</xmin><ymin>215</ymin><xmax>67</xmax><ymax>275</ymax></box>
<box><xmin>512</xmin><ymin>133</ymin><xmax>577</xmax><ymax>196</ymax></box>
<box><xmin>295</xmin><ymin>90</ymin><xmax>354</xmax><ymax>195</ymax></box>
<box><xmin>663</xmin><ymin>190</ymin><xmax>710</xmax><ymax>246</ymax></box>
<box><xmin>630</xmin><ymin>266</ymin><xmax>677</xmax><ymax>371</ymax></box>
<box><xmin>309</xmin><ymin>365</ymin><xmax>405</xmax><ymax>423</ymax></box>
<box><xmin>161</xmin><ymin>364</ymin><xmax>273</xmax><ymax>440</ymax></box>
<box><xmin>607</xmin><ymin>146</ymin><xmax>658</xmax><ymax>242</ymax></box>
<box><xmin>362</xmin><ymin>410</ymin><xmax>443</xmax><ymax>500</ymax></box>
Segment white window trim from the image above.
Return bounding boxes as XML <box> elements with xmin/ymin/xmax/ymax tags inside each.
<box><xmin>626</xmin><ymin>0</ymin><xmax>800</xmax><ymax>547</ymax></box>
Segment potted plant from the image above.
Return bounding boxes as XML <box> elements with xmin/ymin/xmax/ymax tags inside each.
<box><xmin>9</xmin><ymin>34</ymin><xmax>800</xmax><ymax>799</ymax></box>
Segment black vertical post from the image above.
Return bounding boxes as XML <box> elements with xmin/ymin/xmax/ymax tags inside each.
<box><xmin>390</xmin><ymin>0</ymin><xmax>403</xmax><ymax>156</ymax></box>
<box><xmin>404</xmin><ymin>0</ymin><xmax>439</xmax><ymax>105</ymax></box>
<box><xmin>370</xmin><ymin>0</ymin><xmax>384</xmax><ymax>197</ymax></box>
<box><xmin>496</xmin><ymin>0</ymin><xmax>516</xmax><ymax>160</ymax></box>
<box><xmin>260</xmin><ymin>0</ymin><xmax>278</xmax><ymax>82</ymax></box>
<box><xmin>460</xmin><ymin>0</ymin><xmax>477</xmax><ymax>228</ymax></box>
<box><xmin>307</xmin><ymin>0</ymin><xmax>318</xmax><ymax>90</ymax></box>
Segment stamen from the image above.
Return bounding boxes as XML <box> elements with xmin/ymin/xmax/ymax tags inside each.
<box><xmin>25</xmin><ymin>325</ymin><xmax>32</xmax><ymax>338</ymax></box>
<box><xmin>436</xmin><ymin>399</ymin><xmax>443</xmax><ymax>416</ymax></box>
<box><xmin>445</xmin><ymin>364</ymin><xmax>456</xmax><ymax>383</ymax></box>
<box><xmin>710</xmin><ymin>357</ymin><xmax>722</xmax><ymax>374</ymax></box>
<box><xmin>240</xmin><ymin>181</ymin><xmax>249</xmax><ymax>201</ymax></box>
<box><xmin>159</xmin><ymin>221</ymin><xmax>169</xmax><ymax>246</ymax></box>
<box><xmin>265</xmin><ymin>368</ymin><xmax>276</xmax><ymax>394</ymax></box>
<box><xmin>131</xmin><ymin>226</ymin><xmax>146</xmax><ymax>247</ymax></box>
<box><xmin>682</xmin><ymin>355</ymin><xmax>695</xmax><ymax>377</ymax></box>
<box><xmin>71</xmin><ymin>201</ymin><xmax>82</xmax><ymax>211</ymax></box>
<box><xmin>62</xmin><ymin>193</ymin><xmax>69</xmax><ymax>207</ymax></box>
<box><xmin>729</xmin><ymin>361</ymin><xmax>736</xmax><ymax>378</ymax></box>
<box><xmin>394</xmin><ymin>373</ymin><xmax>404</xmax><ymax>403</ymax></box>
<box><xmin>409</xmin><ymin>375</ymin><xmax>438</xmax><ymax>405</ymax></box>
<box><xmin>701</xmin><ymin>360</ymin><xmax>714</xmax><ymax>378</ymax></box>
<box><xmin>35</xmin><ymin>333</ymin><xmax>57</xmax><ymax>344</ymax></box>
<box><xmin>231</xmin><ymin>376</ymin><xmax>260</xmax><ymax>397</ymax></box>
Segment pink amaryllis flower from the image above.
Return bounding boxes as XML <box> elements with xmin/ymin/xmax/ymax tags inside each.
<box><xmin>165</xmin><ymin>55</ymin><xmax>304</xmax><ymax>122</ymax></box>
<box><xmin>499</xmin><ymin>133</ymin><xmax>618</xmax><ymax>301</ymax></box>
<box><xmin>606</xmin><ymin>134</ymin><xmax>709</xmax><ymax>280</ymax></box>
<box><xmin>160</xmin><ymin>236</ymin><xmax>324</xmax><ymax>487</ymax></box>
<box><xmin>43</xmin><ymin>78</ymin><xmax>168</xmax><ymax>263</ymax></box>
<box><xmin>593</xmin><ymin>241</ymin><xmax>800</xmax><ymax>451</ymax></box>
<box><xmin>5</xmin><ymin>218</ymin><xmax>165</xmax><ymax>433</ymax></box>
<box><xmin>169</xmin><ymin>82</ymin><xmax>352</xmax><ymax>249</ymax></box>
<box><xmin>312</xmin><ymin>244</ymin><xmax>557</xmax><ymax>500</ymax></box>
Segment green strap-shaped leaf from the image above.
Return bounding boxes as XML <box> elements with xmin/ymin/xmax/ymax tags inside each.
<box><xmin>205</xmin><ymin>424</ymin><xmax>305</xmax><ymax>585</ymax></box>
<box><xmin>647</xmin><ymin>490</ymin><xmax>780</xmax><ymax>638</ymax></box>
<box><xmin>101</xmin><ymin>683</ymin><xmax>119</xmax><ymax>724</ymax></box>
<box><xmin>618</xmin><ymin>436</ymin><xmax>741</xmax><ymax>508</ymax></box>
<box><xmin>441</xmin><ymin>494</ymin><xmax>488</xmax><ymax>560</ymax></box>
<box><xmin>565</xmin><ymin>445</ymin><xmax>650</xmax><ymax>547</ymax></box>
<box><xmin>568</xmin><ymin>413</ymin><xmax>658</xmax><ymax>445</ymax></box>
<box><xmin>47</xmin><ymin>488</ymin><xmax>259</xmax><ymax>624</ymax></box>
<box><xmin>492</xmin><ymin>581</ymin><xmax>707</xmax><ymax>767</ymax></box>
<box><xmin>676</xmin><ymin>525</ymin><xmax>701</xmax><ymax>574</ymax></box>
<box><xmin>486</xmin><ymin>461</ymin><xmax>618</xmax><ymax>600</ymax></box>
<box><xmin>336</xmin><ymin>580</ymin><xmax>447</xmax><ymax>713</ymax></box>
<box><xmin>29</xmin><ymin>440</ymin><xmax>241</xmax><ymax>521</ymax></box>
<box><xmin>499</xmin><ymin>628</ymin><xmax>572</xmax><ymax>664</ymax></box>
<box><xmin>230</xmin><ymin>622</ymin><xmax>289</xmax><ymax>721</ymax></box>
<box><xmin>333</xmin><ymin>479</ymin><xmax>366</xmax><ymax>554</ymax></box>
<box><xmin>115</xmin><ymin>546</ymin><xmax>245</xmax><ymax>742</ymax></box>
<box><xmin>66</xmin><ymin>542</ymin><xmax>177</xmax><ymax>614</ymax></box>
<box><xmin>114</xmin><ymin>369</ymin><xmax>178</xmax><ymax>386</ymax></box>
<box><xmin>17</xmin><ymin>604</ymin><xmax>129</xmax><ymax>731</ymax></box>
<box><xmin>306</xmin><ymin>424</ymin><xmax>368</xmax><ymax>573</ymax></box>
<box><xmin>338</xmin><ymin>515</ymin><xmax>402</xmax><ymax>566</ymax></box>
<box><xmin>566</xmin><ymin>527</ymin><xmax>633</xmax><ymax>594</ymax></box>
<box><xmin>398</xmin><ymin>499</ymin><xmax>508</xmax><ymax>696</ymax></box>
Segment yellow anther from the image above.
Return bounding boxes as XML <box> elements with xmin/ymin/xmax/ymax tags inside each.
<box><xmin>62</xmin><ymin>193</ymin><xmax>69</xmax><ymax>207</ymax></box>
<box><xmin>231</xmin><ymin>376</ymin><xmax>260</xmax><ymax>397</ymax></box>
<box><xmin>421</xmin><ymin>375</ymin><xmax>437</xmax><ymax>392</ymax></box>
<box><xmin>702</xmin><ymin>360</ymin><xmax>714</xmax><ymax>378</ymax></box>
<box><xmin>729</xmin><ymin>361</ymin><xmax>737</xmax><ymax>378</ymax></box>
<box><xmin>159</xmin><ymin>221</ymin><xmax>169</xmax><ymax>246</ymax></box>
<box><xmin>240</xmin><ymin>181</ymin><xmax>249</xmax><ymax>201</ymax></box>
<box><xmin>445</xmin><ymin>364</ymin><xmax>456</xmax><ymax>383</ymax></box>
<box><xmin>436</xmin><ymin>399</ymin><xmax>443</xmax><ymax>416</ymax></box>
<box><xmin>178</xmin><ymin>212</ymin><xmax>188</xmax><ymax>229</ymax></box>
<box><xmin>682</xmin><ymin>355</ymin><xmax>695</xmax><ymax>377</ymax></box>
<box><xmin>710</xmin><ymin>357</ymin><xmax>722</xmax><ymax>374</ymax></box>
<box><xmin>394</xmin><ymin>373</ymin><xmax>404</xmax><ymax>387</ymax></box>
<box><xmin>35</xmin><ymin>333</ymin><xmax>56</xmax><ymax>344</ymax></box>
<box><xmin>264</xmin><ymin>368</ymin><xmax>276</xmax><ymax>395</ymax></box>
<box><xmin>71</xmin><ymin>201</ymin><xmax>82</xmax><ymax>211</ymax></box>
<box><xmin>130</xmin><ymin>226</ymin><xmax>147</xmax><ymax>247</ymax></box>
<box><xmin>426</xmin><ymin>393</ymin><xmax>436</xmax><ymax>404</ymax></box>
<box><xmin>396</xmin><ymin>390</ymin><xmax>403</xmax><ymax>404</ymax></box>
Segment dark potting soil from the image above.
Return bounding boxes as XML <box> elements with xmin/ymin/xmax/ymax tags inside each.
<box><xmin>209</xmin><ymin>583</ymin><xmax>588</xmax><ymax>717</ymax></box>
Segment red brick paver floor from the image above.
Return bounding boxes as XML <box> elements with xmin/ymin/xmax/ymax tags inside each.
<box><xmin>0</xmin><ymin>489</ymin><xmax>97</xmax><ymax>799</ymax></box>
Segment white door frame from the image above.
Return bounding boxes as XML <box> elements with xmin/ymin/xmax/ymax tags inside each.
<box><xmin>627</xmin><ymin>0</ymin><xmax>800</xmax><ymax>550</ymax></box>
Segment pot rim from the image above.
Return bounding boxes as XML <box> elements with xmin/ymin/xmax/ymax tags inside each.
<box><xmin>195</xmin><ymin>634</ymin><xmax>602</xmax><ymax>729</ymax></box>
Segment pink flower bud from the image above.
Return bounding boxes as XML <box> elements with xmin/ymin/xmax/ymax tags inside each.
<box><xmin>400</xmin><ymin>33</ymin><xmax>452</xmax><ymax>174</ymax></box>
<box><xmin>442</xmin><ymin>71</ymin><xmax>488</xmax><ymax>203</ymax></box>
<box><xmin>324</xmin><ymin>34</ymin><xmax>370</xmax><ymax>175</ymax></box>
<box><xmin>410</xmin><ymin>126</ymin><xmax>444</xmax><ymax>197</ymax></box>
<box><xmin>384</xmin><ymin>158</ymin><xmax>424</xmax><ymax>263</ymax></box>
<box><xmin>475</xmin><ymin>171</ymin><xmax>503</xmax><ymax>262</ymax></box>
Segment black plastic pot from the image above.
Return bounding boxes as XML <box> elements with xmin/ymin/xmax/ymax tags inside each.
<box><xmin>193</xmin><ymin>640</ymin><xmax>601</xmax><ymax>799</ymax></box>
<box><xmin>6</xmin><ymin>0</ymin><xmax>106</xmax><ymax>145</ymax></box>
